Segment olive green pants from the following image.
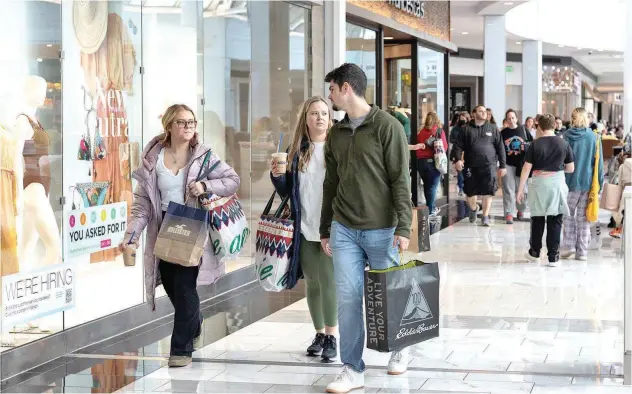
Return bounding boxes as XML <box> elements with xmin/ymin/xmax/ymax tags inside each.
<box><xmin>299</xmin><ymin>235</ymin><xmax>338</xmax><ymax>329</ymax></box>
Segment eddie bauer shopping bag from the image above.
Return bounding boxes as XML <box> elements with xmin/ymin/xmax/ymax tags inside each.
<box><xmin>365</xmin><ymin>260</ymin><xmax>440</xmax><ymax>352</ymax></box>
<box><xmin>153</xmin><ymin>151</ymin><xmax>212</xmax><ymax>267</ymax></box>
<box><xmin>254</xmin><ymin>191</ymin><xmax>293</xmax><ymax>292</ymax></box>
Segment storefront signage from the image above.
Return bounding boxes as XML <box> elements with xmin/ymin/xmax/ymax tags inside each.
<box><xmin>388</xmin><ymin>0</ymin><xmax>425</xmax><ymax>18</ymax></box>
<box><xmin>2</xmin><ymin>264</ymin><xmax>76</xmax><ymax>328</ymax></box>
<box><xmin>64</xmin><ymin>202</ymin><xmax>128</xmax><ymax>258</ymax></box>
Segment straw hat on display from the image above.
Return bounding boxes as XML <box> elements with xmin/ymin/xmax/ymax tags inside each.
<box><xmin>73</xmin><ymin>0</ymin><xmax>108</xmax><ymax>54</ymax></box>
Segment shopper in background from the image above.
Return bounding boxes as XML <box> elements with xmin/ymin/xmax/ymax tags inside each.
<box><xmin>518</xmin><ymin>114</ymin><xmax>574</xmax><ymax>267</ymax></box>
<box><xmin>524</xmin><ymin>117</ymin><xmax>536</xmax><ymax>140</ymax></box>
<box><xmin>320</xmin><ymin>63</ymin><xmax>412</xmax><ymax>393</ymax></box>
<box><xmin>486</xmin><ymin>108</ymin><xmax>498</xmax><ymax>130</ymax></box>
<box><xmin>561</xmin><ymin>107</ymin><xmax>604</xmax><ymax>261</ymax></box>
<box><xmin>417</xmin><ymin>112</ymin><xmax>449</xmax><ymax>216</ymax></box>
<box><xmin>450</xmin><ymin>111</ymin><xmax>469</xmax><ymax>196</ymax></box>
<box><xmin>121</xmin><ymin>104</ymin><xmax>240</xmax><ymax>368</ymax></box>
<box><xmin>588</xmin><ymin>112</ymin><xmax>598</xmax><ymax>131</ymax></box>
<box><xmin>271</xmin><ymin>96</ymin><xmax>338</xmax><ymax>363</ymax></box>
<box><xmin>452</xmin><ymin>105</ymin><xmax>507</xmax><ymax>226</ymax></box>
<box><xmin>554</xmin><ymin>116</ymin><xmax>566</xmax><ymax>137</ymax></box>
<box><xmin>500</xmin><ymin>109</ymin><xmax>529</xmax><ymax>224</ymax></box>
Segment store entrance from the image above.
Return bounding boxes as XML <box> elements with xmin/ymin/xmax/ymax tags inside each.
<box><xmin>383</xmin><ymin>42</ymin><xmax>419</xmax><ymax>205</ymax></box>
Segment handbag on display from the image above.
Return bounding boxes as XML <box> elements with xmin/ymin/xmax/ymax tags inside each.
<box><xmin>93</xmin><ymin>124</ymin><xmax>107</xmax><ymax>160</ymax></box>
<box><xmin>586</xmin><ymin>138</ymin><xmax>601</xmax><ymax>223</ymax></box>
<box><xmin>365</xmin><ymin>258</ymin><xmax>440</xmax><ymax>352</ymax></box>
<box><xmin>433</xmin><ymin>129</ymin><xmax>448</xmax><ymax>175</ymax></box>
<box><xmin>198</xmin><ymin>161</ymin><xmax>250</xmax><ymax>262</ymax></box>
<box><xmin>153</xmin><ymin>152</ymin><xmax>213</xmax><ymax>267</ymax></box>
<box><xmin>254</xmin><ymin>191</ymin><xmax>293</xmax><ymax>292</ymax></box>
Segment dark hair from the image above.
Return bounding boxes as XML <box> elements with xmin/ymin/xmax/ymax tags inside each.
<box><xmin>555</xmin><ymin>116</ymin><xmax>562</xmax><ymax>121</ymax></box>
<box><xmin>505</xmin><ymin>109</ymin><xmax>517</xmax><ymax>119</ymax></box>
<box><xmin>473</xmin><ymin>104</ymin><xmax>486</xmax><ymax>112</ymax></box>
<box><xmin>538</xmin><ymin>113</ymin><xmax>556</xmax><ymax>131</ymax></box>
<box><xmin>451</xmin><ymin>113</ymin><xmax>460</xmax><ymax>127</ymax></box>
<box><xmin>325</xmin><ymin>63</ymin><xmax>367</xmax><ymax>97</ymax></box>
<box><xmin>525</xmin><ymin>116</ymin><xmax>534</xmax><ymax>125</ymax></box>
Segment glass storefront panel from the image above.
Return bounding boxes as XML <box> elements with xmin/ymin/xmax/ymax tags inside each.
<box><xmin>61</xmin><ymin>1</ymin><xmax>145</xmax><ymax>328</ymax></box>
<box><xmin>0</xmin><ymin>0</ymin><xmax>64</xmax><ymax>348</ymax></box>
<box><xmin>417</xmin><ymin>45</ymin><xmax>446</xmax><ymax>200</ymax></box>
<box><xmin>0</xmin><ymin>0</ymin><xmax>317</xmax><ymax>357</ymax></box>
<box><xmin>345</xmin><ymin>23</ymin><xmax>377</xmax><ymax>105</ymax></box>
<box><xmin>417</xmin><ymin>46</ymin><xmax>445</xmax><ymax>125</ymax></box>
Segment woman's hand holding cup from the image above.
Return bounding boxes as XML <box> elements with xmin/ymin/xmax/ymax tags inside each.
<box><xmin>270</xmin><ymin>152</ymin><xmax>288</xmax><ymax>177</ymax></box>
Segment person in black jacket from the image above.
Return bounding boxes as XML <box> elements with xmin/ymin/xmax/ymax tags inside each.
<box><xmin>500</xmin><ymin>109</ymin><xmax>529</xmax><ymax>224</ymax></box>
<box><xmin>450</xmin><ymin>112</ymin><xmax>469</xmax><ymax>195</ymax></box>
<box><xmin>452</xmin><ymin>105</ymin><xmax>507</xmax><ymax>226</ymax></box>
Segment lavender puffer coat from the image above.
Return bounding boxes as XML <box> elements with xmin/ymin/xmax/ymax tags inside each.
<box><xmin>123</xmin><ymin>135</ymin><xmax>240</xmax><ymax>310</ymax></box>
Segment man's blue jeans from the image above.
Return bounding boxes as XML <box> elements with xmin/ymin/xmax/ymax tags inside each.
<box><xmin>330</xmin><ymin>220</ymin><xmax>400</xmax><ymax>373</ymax></box>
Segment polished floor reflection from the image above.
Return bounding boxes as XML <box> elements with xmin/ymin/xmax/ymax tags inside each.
<box><xmin>3</xmin><ymin>197</ymin><xmax>628</xmax><ymax>393</ymax></box>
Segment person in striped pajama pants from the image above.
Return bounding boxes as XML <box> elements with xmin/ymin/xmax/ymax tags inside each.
<box><xmin>560</xmin><ymin>108</ymin><xmax>604</xmax><ymax>261</ymax></box>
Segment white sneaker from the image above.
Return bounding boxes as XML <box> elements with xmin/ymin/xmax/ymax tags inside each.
<box><xmin>387</xmin><ymin>348</ymin><xmax>409</xmax><ymax>375</ymax></box>
<box><xmin>560</xmin><ymin>250</ymin><xmax>575</xmax><ymax>259</ymax></box>
<box><xmin>326</xmin><ymin>365</ymin><xmax>364</xmax><ymax>393</ymax></box>
<box><xmin>524</xmin><ymin>250</ymin><xmax>540</xmax><ymax>263</ymax></box>
<box><xmin>547</xmin><ymin>260</ymin><xmax>559</xmax><ymax>267</ymax></box>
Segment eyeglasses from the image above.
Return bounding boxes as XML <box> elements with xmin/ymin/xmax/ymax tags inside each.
<box><xmin>174</xmin><ymin>120</ymin><xmax>197</xmax><ymax>128</ymax></box>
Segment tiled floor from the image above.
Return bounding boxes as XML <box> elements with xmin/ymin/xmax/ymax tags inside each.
<box><xmin>4</xmin><ymin>198</ymin><xmax>630</xmax><ymax>393</ymax></box>
<box><xmin>105</xmin><ymin>199</ymin><xmax>629</xmax><ymax>393</ymax></box>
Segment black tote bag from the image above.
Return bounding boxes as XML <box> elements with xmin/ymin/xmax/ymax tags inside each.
<box><xmin>365</xmin><ymin>260</ymin><xmax>440</xmax><ymax>352</ymax></box>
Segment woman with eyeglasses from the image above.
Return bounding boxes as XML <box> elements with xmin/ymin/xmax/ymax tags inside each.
<box><xmin>120</xmin><ymin>104</ymin><xmax>240</xmax><ymax>368</ymax></box>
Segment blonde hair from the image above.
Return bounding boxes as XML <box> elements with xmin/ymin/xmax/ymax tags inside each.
<box><xmin>160</xmin><ymin>104</ymin><xmax>199</xmax><ymax>147</ymax></box>
<box><xmin>423</xmin><ymin>112</ymin><xmax>442</xmax><ymax>129</ymax></box>
<box><xmin>571</xmin><ymin>107</ymin><xmax>589</xmax><ymax>128</ymax></box>
<box><xmin>288</xmin><ymin>96</ymin><xmax>332</xmax><ymax>172</ymax></box>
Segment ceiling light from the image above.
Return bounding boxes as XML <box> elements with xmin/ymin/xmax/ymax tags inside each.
<box><xmin>613</xmin><ymin>54</ymin><xmax>622</xmax><ymax>58</ymax></box>
<box><xmin>598</xmin><ymin>49</ymin><xmax>604</xmax><ymax>52</ymax></box>
<box><xmin>516</xmin><ymin>41</ymin><xmax>521</xmax><ymax>45</ymax></box>
<box><xmin>46</xmin><ymin>44</ymin><xmax>52</xmax><ymax>48</ymax></box>
<box><xmin>36</xmin><ymin>58</ymin><xmax>43</xmax><ymax>62</ymax></box>
<box><xmin>504</xmin><ymin>2</ymin><xmax>514</xmax><ymax>4</ymax></box>
<box><xmin>384</xmin><ymin>36</ymin><xmax>394</xmax><ymax>40</ymax></box>
<box><xmin>461</xmin><ymin>32</ymin><xmax>469</xmax><ymax>35</ymax></box>
<box><xmin>558</xmin><ymin>44</ymin><xmax>565</xmax><ymax>48</ymax></box>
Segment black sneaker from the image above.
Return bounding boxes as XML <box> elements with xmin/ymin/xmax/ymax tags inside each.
<box><xmin>306</xmin><ymin>333</ymin><xmax>325</xmax><ymax>356</ymax></box>
<box><xmin>321</xmin><ymin>335</ymin><xmax>337</xmax><ymax>363</ymax></box>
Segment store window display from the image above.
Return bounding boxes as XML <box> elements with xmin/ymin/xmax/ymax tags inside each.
<box><xmin>0</xmin><ymin>0</ymin><xmax>65</xmax><ymax>347</ymax></box>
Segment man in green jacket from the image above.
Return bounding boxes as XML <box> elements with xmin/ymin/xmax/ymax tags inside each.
<box><xmin>319</xmin><ymin>63</ymin><xmax>412</xmax><ymax>394</ymax></box>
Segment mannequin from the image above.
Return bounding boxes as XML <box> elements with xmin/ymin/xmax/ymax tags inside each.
<box><xmin>11</xmin><ymin>75</ymin><xmax>61</xmax><ymax>333</ymax></box>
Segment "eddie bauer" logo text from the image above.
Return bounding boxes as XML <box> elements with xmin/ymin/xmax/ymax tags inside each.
<box><xmin>396</xmin><ymin>323</ymin><xmax>439</xmax><ymax>340</ymax></box>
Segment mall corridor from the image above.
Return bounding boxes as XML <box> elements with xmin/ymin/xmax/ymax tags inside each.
<box><xmin>1</xmin><ymin>198</ymin><xmax>627</xmax><ymax>393</ymax></box>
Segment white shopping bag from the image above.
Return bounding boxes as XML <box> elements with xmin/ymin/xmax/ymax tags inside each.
<box><xmin>200</xmin><ymin>194</ymin><xmax>250</xmax><ymax>261</ymax></box>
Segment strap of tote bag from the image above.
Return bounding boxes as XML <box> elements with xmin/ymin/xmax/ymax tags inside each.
<box><xmin>263</xmin><ymin>191</ymin><xmax>291</xmax><ymax>218</ymax></box>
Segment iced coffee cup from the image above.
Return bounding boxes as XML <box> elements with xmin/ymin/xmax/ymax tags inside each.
<box><xmin>123</xmin><ymin>245</ymin><xmax>137</xmax><ymax>267</ymax></box>
<box><xmin>271</xmin><ymin>152</ymin><xmax>288</xmax><ymax>173</ymax></box>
